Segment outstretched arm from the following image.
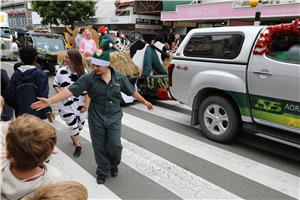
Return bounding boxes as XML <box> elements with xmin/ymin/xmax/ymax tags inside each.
<box><xmin>132</xmin><ymin>91</ymin><xmax>153</xmax><ymax>111</ymax></box>
<box><xmin>31</xmin><ymin>89</ymin><xmax>73</xmax><ymax>111</ymax></box>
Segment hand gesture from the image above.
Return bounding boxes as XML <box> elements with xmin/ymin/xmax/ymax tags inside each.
<box><xmin>144</xmin><ymin>101</ymin><xmax>153</xmax><ymax>111</ymax></box>
<box><xmin>80</xmin><ymin>106</ymin><xmax>88</xmax><ymax>114</ymax></box>
<box><xmin>31</xmin><ymin>97</ymin><xmax>51</xmax><ymax>111</ymax></box>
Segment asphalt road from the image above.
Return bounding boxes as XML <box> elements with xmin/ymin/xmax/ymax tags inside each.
<box><xmin>1</xmin><ymin>60</ymin><xmax>299</xmax><ymax>200</ymax></box>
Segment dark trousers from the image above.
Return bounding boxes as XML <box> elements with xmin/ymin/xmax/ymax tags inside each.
<box><xmin>89</xmin><ymin>119</ymin><xmax>123</xmax><ymax>176</ymax></box>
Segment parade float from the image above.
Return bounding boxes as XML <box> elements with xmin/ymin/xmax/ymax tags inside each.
<box><xmin>60</xmin><ymin>25</ymin><xmax>174</xmax><ymax>103</ymax></box>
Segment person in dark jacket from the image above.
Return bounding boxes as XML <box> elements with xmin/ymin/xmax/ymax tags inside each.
<box><xmin>5</xmin><ymin>46</ymin><xmax>55</xmax><ymax>122</ymax></box>
<box><xmin>1</xmin><ymin>69</ymin><xmax>14</xmax><ymax>121</ymax></box>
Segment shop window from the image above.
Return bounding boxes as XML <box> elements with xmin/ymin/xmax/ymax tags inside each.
<box><xmin>183</xmin><ymin>34</ymin><xmax>244</xmax><ymax>59</ymax></box>
<box><xmin>22</xmin><ymin>13</ymin><xmax>24</xmax><ymax>27</ymax></box>
<box><xmin>18</xmin><ymin>14</ymin><xmax>21</xmax><ymax>28</ymax></box>
<box><xmin>266</xmin><ymin>33</ymin><xmax>300</xmax><ymax>64</ymax></box>
<box><xmin>8</xmin><ymin>15</ymin><xmax>11</xmax><ymax>26</ymax></box>
<box><xmin>15</xmin><ymin>15</ymin><xmax>18</xmax><ymax>27</ymax></box>
<box><xmin>24</xmin><ymin>13</ymin><xmax>27</xmax><ymax>25</ymax></box>
<box><xmin>10</xmin><ymin>15</ymin><xmax>13</xmax><ymax>27</ymax></box>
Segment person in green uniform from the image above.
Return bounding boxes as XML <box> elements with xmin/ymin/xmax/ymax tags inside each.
<box><xmin>31</xmin><ymin>39</ymin><xmax>153</xmax><ymax>184</ymax></box>
<box><xmin>98</xmin><ymin>26</ymin><xmax>120</xmax><ymax>53</ymax></box>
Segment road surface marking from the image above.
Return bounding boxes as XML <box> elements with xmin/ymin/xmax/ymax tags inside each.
<box><xmin>55</xmin><ymin>117</ymin><xmax>241</xmax><ymax>199</ymax></box>
<box><xmin>50</xmin><ymin>145</ymin><xmax>121</xmax><ymax>200</ymax></box>
<box><xmin>130</xmin><ymin>102</ymin><xmax>192</xmax><ymax>127</ymax></box>
<box><xmin>121</xmin><ymin>112</ymin><xmax>299</xmax><ymax>199</ymax></box>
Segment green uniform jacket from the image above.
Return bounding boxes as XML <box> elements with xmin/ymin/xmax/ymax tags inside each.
<box><xmin>68</xmin><ymin>67</ymin><xmax>135</xmax><ymax>127</ymax></box>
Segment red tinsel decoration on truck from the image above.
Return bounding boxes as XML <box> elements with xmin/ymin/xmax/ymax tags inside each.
<box><xmin>253</xmin><ymin>19</ymin><xmax>300</xmax><ymax>55</ymax></box>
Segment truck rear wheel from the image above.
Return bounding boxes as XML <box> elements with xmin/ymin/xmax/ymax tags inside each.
<box><xmin>198</xmin><ymin>95</ymin><xmax>241</xmax><ymax>143</ymax></box>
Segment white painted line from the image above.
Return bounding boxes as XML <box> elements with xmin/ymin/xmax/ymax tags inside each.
<box><xmin>129</xmin><ymin>102</ymin><xmax>192</xmax><ymax>127</ymax></box>
<box><xmin>2</xmin><ymin>62</ymin><xmax>14</xmax><ymax>66</ymax></box>
<box><xmin>255</xmin><ymin>133</ymin><xmax>300</xmax><ymax>149</ymax></box>
<box><xmin>152</xmin><ymin>99</ymin><xmax>192</xmax><ymax>110</ymax></box>
<box><xmin>55</xmin><ymin>117</ymin><xmax>241</xmax><ymax>199</ymax></box>
<box><xmin>49</xmin><ymin>145</ymin><xmax>121</xmax><ymax>200</ymax></box>
<box><xmin>122</xmin><ymin>113</ymin><xmax>299</xmax><ymax>199</ymax></box>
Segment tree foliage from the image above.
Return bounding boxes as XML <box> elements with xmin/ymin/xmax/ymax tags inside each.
<box><xmin>32</xmin><ymin>1</ymin><xmax>97</xmax><ymax>30</ymax></box>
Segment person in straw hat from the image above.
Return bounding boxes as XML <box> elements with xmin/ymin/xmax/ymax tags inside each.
<box><xmin>31</xmin><ymin>39</ymin><xmax>153</xmax><ymax>185</ymax></box>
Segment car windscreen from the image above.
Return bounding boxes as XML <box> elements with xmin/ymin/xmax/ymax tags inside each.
<box><xmin>0</xmin><ymin>27</ymin><xmax>10</xmax><ymax>38</ymax></box>
<box><xmin>33</xmin><ymin>35</ymin><xmax>65</xmax><ymax>52</ymax></box>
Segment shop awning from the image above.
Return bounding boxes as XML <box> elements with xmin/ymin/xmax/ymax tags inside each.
<box><xmin>15</xmin><ymin>30</ymin><xmax>28</xmax><ymax>34</ymax></box>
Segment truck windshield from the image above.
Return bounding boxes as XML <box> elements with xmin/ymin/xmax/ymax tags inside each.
<box><xmin>0</xmin><ymin>27</ymin><xmax>10</xmax><ymax>38</ymax></box>
<box><xmin>33</xmin><ymin>35</ymin><xmax>65</xmax><ymax>52</ymax></box>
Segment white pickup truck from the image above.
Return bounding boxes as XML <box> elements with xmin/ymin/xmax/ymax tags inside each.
<box><xmin>168</xmin><ymin>21</ymin><xmax>300</xmax><ymax>144</ymax></box>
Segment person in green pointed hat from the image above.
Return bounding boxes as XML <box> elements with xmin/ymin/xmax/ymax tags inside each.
<box><xmin>30</xmin><ymin>39</ymin><xmax>153</xmax><ymax>185</ymax></box>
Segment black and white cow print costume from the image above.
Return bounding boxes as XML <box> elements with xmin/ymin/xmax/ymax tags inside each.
<box><xmin>53</xmin><ymin>66</ymin><xmax>88</xmax><ymax>136</ymax></box>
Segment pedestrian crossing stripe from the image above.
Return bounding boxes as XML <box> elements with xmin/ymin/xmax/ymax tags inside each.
<box><xmin>55</xmin><ymin>109</ymin><xmax>298</xmax><ymax>199</ymax></box>
<box><xmin>49</xmin><ymin>146</ymin><xmax>121</xmax><ymax>200</ymax></box>
<box><xmin>122</xmin><ymin>112</ymin><xmax>298</xmax><ymax>199</ymax></box>
<box><xmin>55</xmin><ymin>117</ymin><xmax>241</xmax><ymax>199</ymax></box>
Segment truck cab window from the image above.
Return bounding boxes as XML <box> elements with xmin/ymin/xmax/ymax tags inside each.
<box><xmin>25</xmin><ymin>35</ymin><xmax>34</xmax><ymax>46</ymax></box>
<box><xmin>267</xmin><ymin>33</ymin><xmax>300</xmax><ymax>64</ymax></box>
<box><xmin>183</xmin><ymin>34</ymin><xmax>244</xmax><ymax>59</ymax></box>
<box><xmin>0</xmin><ymin>27</ymin><xmax>10</xmax><ymax>38</ymax></box>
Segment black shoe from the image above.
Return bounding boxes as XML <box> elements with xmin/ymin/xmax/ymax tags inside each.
<box><xmin>73</xmin><ymin>146</ymin><xmax>82</xmax><ymax>158</ymax></box>
<box><xmin>111</xmin><ymin>167</ymin><xmax>118</xmax><ymax>177</ymax></box>
<box><xmin>97</xmin><ymin>175</ymin><xmax>106</xmax><ymax>184</ymax></box>
<box><xmin>70</xmin><ymin>136</ymin><xmax>75</xmax><ymax>146</ymax></box>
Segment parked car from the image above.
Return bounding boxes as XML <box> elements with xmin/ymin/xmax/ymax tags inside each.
<box><xmin>24</xmin><ymin>31</ymin><xmax>67</xmax><ymax>72</ymax></box>
<box><xmin>168</xmin><ymin>20</ymin><xmax>300</xmax><ymax>144</ymax></box>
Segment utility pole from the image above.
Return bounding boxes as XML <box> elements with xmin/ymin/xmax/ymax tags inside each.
<box><xmin>249</xmin><ymin>0</ymin><xmax>262</xmax><ymax>26</ymax></box>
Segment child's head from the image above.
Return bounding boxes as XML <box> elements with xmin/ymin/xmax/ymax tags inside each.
<box><xmin>84</xmin><ymin>29</ymin><xmax>91</xmax><ymax>40</ymax></box>
<box><xmin>65</xmin><ymin>49</ymin><xmax>85</xmax><ymax>78</ymax></box>
<box><xmin>25</xmin><ymin>181</ymin><xmax>88</xmax><ymax>200</ymax></box>
<box><xmin>6</xmin><ymin>114</ymin><xmax>57</xmax><ymax>169</ymax></box>
<box><xmin>19</xmin><ymin>46</ymin><xmax>38</xmax><ymax>65</ymax></box>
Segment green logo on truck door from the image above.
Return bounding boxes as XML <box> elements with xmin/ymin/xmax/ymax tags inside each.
<box><xmin>251</xmin><ymin>95</ymin><xmax>300</xmax><ymax>128</ymax></box>
<box><xmin>254</xmin><ymin>99</ymin><xmax>282</xmax><ymax>114</ymax></box>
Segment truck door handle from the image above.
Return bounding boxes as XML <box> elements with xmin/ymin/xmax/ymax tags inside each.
<box><xmin>253</xmin><ymin>70</ymin><xmax>272</xmax><ymax>76</ymax></box>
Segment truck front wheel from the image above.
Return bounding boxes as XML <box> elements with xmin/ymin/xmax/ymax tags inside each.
<box><xmin>198</xmin><ymin>96</ymin><xmax>241</xmax><ymax>143</ymax></box>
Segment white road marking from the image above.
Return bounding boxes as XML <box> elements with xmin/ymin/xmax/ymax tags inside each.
<box><xmin>2</xmin><ymin>62</ymin><xmax>14</xmax><ymax>66</ymax></box>
<box><xmin>129</xmin><ymin>102</ymin><xmax>192</xmax><ymax>126</ymax></box>
<box><xmin>50</xmin><ymin>145</ymin><xmax>121</xmax><ymax>200</ymax></box>
<box><xmin>122</xmin><ymin>112</ymin><xmax>299</xmax><ymax>199</ymax></box>
<box><xmin>55</xmin><ymin>117</ymin><xmax>241</xmax><ymax>199</ymax></box>
<box><xmin>152</xmin><ymin>99</ymin><xmax>192</xmax><ymax>110</ymax></box>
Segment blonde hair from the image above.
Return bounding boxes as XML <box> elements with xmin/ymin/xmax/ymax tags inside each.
<box><xmin>6</xmin><ymin>114</ymin><xmax>57</xmax><ymax>169</ymax></box>
<box><xmin>0</xmin><ymin>95</ymin><xmax>4</xmax><ymax>107</ymax></box>
<box><xmin>25</xmin><ymin>181</ymin><xmax>88</xmax><ymax>200</ymax></box>
<box><xmin>164</xmin><ymin>42</ymin><xmax>170</xmax><ymax>49</ymax></box>
<box><xmin>175</xmin><ymin>34</ymin><xmax>180</xmax><ymax>39</ymax></box>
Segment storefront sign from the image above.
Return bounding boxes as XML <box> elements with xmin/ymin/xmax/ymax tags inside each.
<box><xmin>150</xmin><ymin>19</ymin><xmax>162</xmax><ymax>25</ymax></box>
<box><xmin>110</xmin><ymin>18</ymin><xmax>119</xmax><ymax>23</ymax></box>
<box><xmin>161</xmin><ymin>2</ymin><xmax>300</xmax><ymax>20</ymax></box>
<box><xmin>154</xmin><ymin>28</ymin><xmax>175</xmax><ymax>34</ymax></box>
<box><xmin>229</xmin><ymin>20</ymin><xmax>254</xmax><ymax>26</ymax></box>
<box><xmin>91</xmin><ymin>19</ymin><xmax>98</xmax><ymax>23</ymax></box>
<box><xmin>116</xmin><ymin>25</ymin><xmax>134</xmax><ymax>30</ymax></box>
<box><xmin>135</xmin><ymin>24</ymin><xmax>162</xmax><ymax>29</ymax></box>
<box><xmin>136</xmin><ymin>18</ymin><xmax>150</xmax><ymax>24</ymax></box>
